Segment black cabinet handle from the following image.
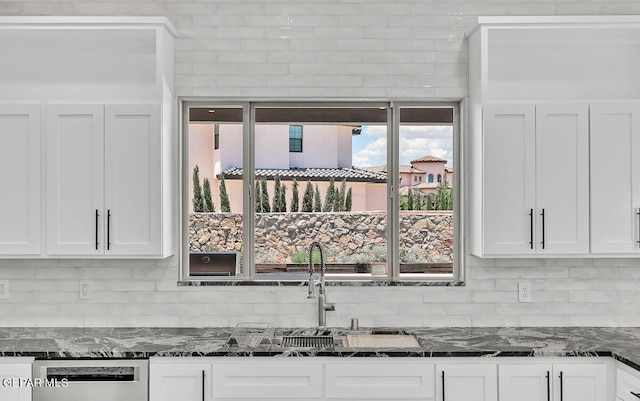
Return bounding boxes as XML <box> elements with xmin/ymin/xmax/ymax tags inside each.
<box><xmin>107</xmin><ymin>210</ymin><xmax>111</xmax><ymax>251</ymax></box>
<box><xmin>546</xmin><ymin>371</ymin><xmax>550</xmax><ymax>401</ymax></box>
<box><xmin>95</xmin><ymin>209</ymin><xmax>99</xmax><ymax>250</ymax></box>
<box><xmin>559</xmin><ymin>371</ymin><xmax>563</xmax><ymax>401</ymax></box>
<box><xmin>529</xmin><ymin>209</ymin><xmax>534</xmax><ymax>249</ymax></box>
<box><xmin>631</xmin><ymin>391</ymin><xmax>640</xmax><ymax>399</ymax></box>
<box><xmin>540</xmin><ymin>208</ymin><xmax>546</xmax><ymax>250</ymax></box>
<box><xmin>636</xmin><ymin>208</ymin><xmax>640</xmax><ymax>248</ymax></box>
<box><xmin>202</xmin><ymin>370</ymin><xmax>205</xmax><ymax>401</ymax></box>
<box><xmin>441</xmin><ymin>371</ymin><xmax>445</xmax><ymax>401</ymax></box>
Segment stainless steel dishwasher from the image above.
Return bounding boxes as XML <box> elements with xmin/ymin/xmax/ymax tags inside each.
<box><xmin>32</xmin><ymin>359</ymin><xmax>148</xmax><ymax>401</ymax></box>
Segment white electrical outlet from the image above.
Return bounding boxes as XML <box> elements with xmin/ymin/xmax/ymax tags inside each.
<box><xmin>518</xmin><ymin>282</ymin><xmax>532</xmax><ymax>303</ymax></box>
<box><xmin>0</xmin><ymin>280</ymin><xmax>9</xmax><ymax>300</ymax></box>
<box><xmin>79</xmin><ymin>281</ymin><xmax>91</xmax><ymax>300</ymax></box>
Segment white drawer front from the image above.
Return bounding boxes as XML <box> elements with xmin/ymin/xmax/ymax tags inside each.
<box><xmin>212</xmin><ymin>363</ymin><xmax>322</xmax><ymax>399</ymax></box>
<box><xmin>325</xmin><ymin>363</ymin><xmax>435</xmax><ymax>399</ymax></box>
<box><xmin>617</xmin><ymin>367</ymin><xmax>640</xmax><ymax>401</ymax></box>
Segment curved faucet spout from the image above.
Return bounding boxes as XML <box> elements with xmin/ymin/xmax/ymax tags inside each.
<box><xmin>306</xmin><ymin>241</ymin><xmax>334</xmax><ymax>327</ymax></box>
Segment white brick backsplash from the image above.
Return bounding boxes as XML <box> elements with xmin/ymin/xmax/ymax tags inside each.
<box><xmin>2</xmin><ymin>0</ymin><xmax>639</xmax><ymax>328</ymax></box>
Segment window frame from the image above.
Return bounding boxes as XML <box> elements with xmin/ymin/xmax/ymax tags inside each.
<box><xmin>179</xmin><ymin>100</ymin><xmax>464</xmax><ymax>284</ymax></box>
<box><xmin>288</xmin><ymin>125</ymin><xmax>303</xmax><ymax>152</ymax></box>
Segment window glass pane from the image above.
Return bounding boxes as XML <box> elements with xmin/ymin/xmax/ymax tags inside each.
<box><xmin>398</xmin><ymin>107</ymin><xmax>454</xmax><ymax>278</ymax></box>
<box><xmin>253</xmin><ymin>106</ymin><xmax>388</xmax><ymax>278</ymax></box>
<box><xmin>187</xmin><ymin>106</ymin><xmax>244</xmax><ymax>278</ymax></box>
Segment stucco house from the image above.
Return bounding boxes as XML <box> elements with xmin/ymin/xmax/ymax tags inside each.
<box><xmin>189</xmin><ymin>122</ymin><xmax>388</xmax><ymax>212</ymax></box>
<box><xmin>364</xmin><ymin>155</ymin><xmax>453</xmax><ymax>196</ymax></box>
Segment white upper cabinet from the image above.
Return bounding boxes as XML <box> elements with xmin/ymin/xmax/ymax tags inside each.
<box><xmin>0</xmin><ymin>17</ymin><xmax>176</xmax><ymax>258</ymax></box>
<box><xmin>46</xmin><ymin>105</ymin><xmax>104</xmax><ymax>256</ymax></box>
<box><xmin>480</xmin><ymin>103</ymin><xmax>589</xmax><ymax>256</ymax></box>
<box><xmin>0</xmin><ymin>105</ymin><xmax>41</xmax><ymax>255</ymax></box>
<box><xmin>590</xmin><ymin>102</ymin><xmax>640</xmax><ymax>255</ymax></box>
<box><xmin>470</xmin><ymin>16</ymin><xmax>640</xmax><ymax>257</ymax></box>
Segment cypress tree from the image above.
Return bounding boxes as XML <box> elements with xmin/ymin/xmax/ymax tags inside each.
<box><xmin>335</xmin><ymin>179</ymin><xmax>346</xmax><ymax>212</ymax></box>
<box><xmin>280</xmin><ymin>185</ymin><xmax>287</xmax><ymax>212</ymax></box>
<box><xmin>261</xmin><ymin>177</ymin><xmax>271</xmax><ymax>213</ymax></box>
<box><xmin>255</xmin><ymin>180</ymin><xmax>262</xmax><ymax>213</ymax></box>
<box><xmin>290</xmin><ymin>179</ymin><xmax>299</xmax><ymax>212</ymax></box>
<box><xmin>313</xmin><ymin>184</ymin><xmax>322</xmax><ymax>212</ymax></box>
<box><xmin>219</xmin><ymin>176</ymin><xmax>231</xmax><ymax>212</ymax></box>
<box><xmin>203</xmin><ymin>178</ymin><xmax>215</xmax><ymax>212</ymax></box>
<box><xmin>323</xmin><ymin>178</ymin><xmax>335</xmax><ymax>212</ymax></box>
<box><xmin>302</xmin><ymin>180</ymin><xmax>313</xmax><ymax>212</ymax></box>
<box><xmin>192</xmin><ymin>165</ymin><xmax>204</xmax><ymax>212</ymax></box>
<box><xmin>407</xmin><ymin>188</ymin><xmax>414</xmax><ymax>211</ymax></box>
<box><xmin>345</xmin><ymin>187</ymin><xmax>352</xmax><ymax>212</ymax></box>
<box><xmin>272</xmin><ymin>174</ymin><xmax>282</xmax><ymax>212</ymax></box>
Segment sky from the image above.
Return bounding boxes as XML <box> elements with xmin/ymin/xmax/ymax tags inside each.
<box><xmin>351</xmin><ymin>125</ymin><xmax>454</xmax><ymax>168</ymax></box>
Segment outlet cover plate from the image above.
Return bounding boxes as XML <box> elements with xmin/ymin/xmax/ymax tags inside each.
<box><xmin>0</xmin><ymin>280</ymin><xmax>9</xmax><ymax>300</ymax></box>
<box><xmin>79</xmin><ymin>281</ymin><xmax>91</xmax><ymax>300</ymax></box>
<box><xmin>518</xmin><ymin>282</ymin><xmax>532</xmax><ymax>303</ymax></box>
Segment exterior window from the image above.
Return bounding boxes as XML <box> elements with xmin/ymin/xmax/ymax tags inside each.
<box><xmin>183</xmin><ymin>102</ymin><xmax>460</xmax><ymax>283</ymax></box>
<box><xmin>289</xmin><ymin>125</ymin><xmax>303</xmax><ymax>152</ymax></box>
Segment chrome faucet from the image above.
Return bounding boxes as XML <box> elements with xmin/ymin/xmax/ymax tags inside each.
<box><xmin>307</xmin><ymin>241</ymin><xmax>335</xmax><ymax>328</ymax></box>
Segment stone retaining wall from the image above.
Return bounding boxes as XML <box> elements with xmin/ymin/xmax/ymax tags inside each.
<box><xmin>189</xmin><ymin>211</ymin><xmax>453</xmax><ymax>264</ymax></box>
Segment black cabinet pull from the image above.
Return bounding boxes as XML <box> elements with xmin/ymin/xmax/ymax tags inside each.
<box><xmin>559</xmin><ymin>371</ymin><xmax>563</xmax><ymax>401</ymax></box>
<box><xmin>107</xmin><ymin>210</ymin><xmax>111</xmax><ymax>251</ymax></box>
<box><xmin>636</xmin><ymin>209</ymin><xmax>640</xmax><ymax>248</ymax></box>
<box><xmin>631</xmin><ymin>391</ymin><xmax>640</xmax><ymax>399</ymax></box>
<box><xmin>529</xmin><ymin>209</ymin><xmax>534</xmax><ymax>249</ymax></box>
<box><xmin>202</xmin><ymin>370</ymin><xmax>205</xmax><ymax>401</ymax></box>
<box><xmin>546</xmin><ymin>371</ymin><xmax>550</xmax><ymax>401</ymax></box>
<box><xmin>540</xmin><ymin>208</ymin><xmax>546</xmax><ymax>250</ymax></box>
<box><xmin>441</xmin><ymin>371</ymin><xmax>445</xmax><ymax>401</ymax></box>
<box><xmin>95</xmin><ymin>209</ymin><xmax>99</xmax><ymax>250</ymax></box>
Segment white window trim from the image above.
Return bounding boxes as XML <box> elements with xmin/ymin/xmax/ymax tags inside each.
<box><xmin>179</xmin><ymin>100</ymin><xmax>464</xmax><ymax>284</ymax></box>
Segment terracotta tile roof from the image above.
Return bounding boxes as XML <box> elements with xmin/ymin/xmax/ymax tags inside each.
<box><xmin>410</xmin><ymin>155</ymin><xmax>448</xmax><ymax>163</ymax></box>
<box><xmin>221</xmin><ymin>167</ymin><xmax>387</xmax><ymax>183</ymax></box>
<box><xmin>363</xmin><ymin>164</ymin><xmax>426</xmax><ymax>174</ymax></box>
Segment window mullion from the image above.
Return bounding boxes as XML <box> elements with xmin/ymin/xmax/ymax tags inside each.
<box><xmin>389</xmin><ymin>104</ymin><xmax>400</xmax><ymax>281</ymax></box>
<box><xmin>243</xmin><ymin>103</ymin><xmax>255</xmax><ymax>279</ymax></box>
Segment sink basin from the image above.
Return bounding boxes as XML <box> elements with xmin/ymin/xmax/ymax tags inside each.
<box><xmin>341</xmin><ymin>333</ymin><xmax>422</xmax><ymax>348</ymax></box>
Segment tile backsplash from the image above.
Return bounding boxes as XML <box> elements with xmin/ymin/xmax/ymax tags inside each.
<box><xmin>2</xmin><ymin>0</ymin><xmax>640</xmax><ymax>327</ymax></box>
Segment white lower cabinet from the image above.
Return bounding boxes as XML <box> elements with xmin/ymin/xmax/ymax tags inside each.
<box><xmin>616</xmin><ymin>362</ymin><xmax>640</xmax><ymax>401</ymax></box>
<box><xmin>437</xmin><ymin>364</ymin><xmax>497</xmax><ymax>401</ymax></box>
<box><xmin>149</xmin><ymin>357</ymin><xmax>616</xmax><ymax>401</ymax></box>
<box><xmin>149</xmin><ymin>361</ymin><xmax>211</xmax><ymax>401</ymax></box>
<box><xmin>499</xmin><ymin>362</ymin><xmax>609</xmax><ymax>401</ymax></box>
<box><xmin>0</xmin><ymin>358</ymin><xmax>33</xmax><ymax>401</ymax></box>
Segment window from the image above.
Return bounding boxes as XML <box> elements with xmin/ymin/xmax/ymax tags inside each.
<box><xmin>182</xmin><ymin>102</ymin><xmax>460</xmax><ymax>282</ymax></box>
<box><xmin>437</xmin><ymin>174</ymin><xmax>442</xmax><ymax>183</ymax></box>
<box><xmin>289</xmin><ymin>125</ymin><xmax>303</xmax><ymax>152</ymax></box>
<box><xmin>428</xmin><ymin>174</ymin><xmax>434</xmax><ymax>183</ymax></box>
<box><xmin>214</xmin><ymin>124</ymin><xmax>219</xmax><ymax>150</ymax></box>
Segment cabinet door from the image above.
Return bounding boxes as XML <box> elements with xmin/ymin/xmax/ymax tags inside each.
<box><xmin>499</xmin><ymin>364</ymin><xmax>552</xmax><ymax>401</ymax></box>
<box><xmin>535</xmin><ymin>104</ymin><xmax>589</xmax><ymax>254</ymax></box>
<box><xmin>617</xmin><ymin>366</ymin><xmax>640</xmax><ymax>401</ymax></box>
<box><xmin>0</xmin><ymin>105</ymin><xmax>41</xmax><ymax>255</ymax></box>
<box><xmin>46</xmin><ymin>105</ymin><xmax>104</xmax><ymax>255</ymax></box>
<box><xmin>554</xmin><ymin>364</ymin><xmax>607</xmax><ymax>401</ymax></box>
<box><xmin>149</xmin><ymin>362</ymin><xmax>210</xmax><ymax>401</ymax></box>
<box><xmin>104</xmin><ymin>105</ymin><xmax>161</xmax><ymax>256</ymax></box>
<box><xmin>326</xmin><ymin>362</ymin><xmax>435</xmax><ymax>400</ymax></box>
<box><xmin>437</xmin><ymin>364</ymin><xmax>498</xmax><ymax>401</ymax></box>
<box><xmin>482</xmin><ymin>104</ymin><xmax>536</xmax><ymax>255</ymax></box>
<box><xmin>0</xmin><ymin>362</ymin><xmax>32</xmax><ymax>401</ymax></box>
<box><xmin>590</xmin><ymin>102</ymin><xmax>640</xmax><ymax>254</ymax></box>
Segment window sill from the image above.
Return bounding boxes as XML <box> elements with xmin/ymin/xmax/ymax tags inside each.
<box><xmin>177</xmin><ymin>279</ymin><xmax>464</xmax><ymax>287</ymax></box>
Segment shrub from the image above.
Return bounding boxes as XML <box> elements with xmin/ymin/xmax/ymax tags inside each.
<box><xmin>203</xmin><ymin>178</ymin><xmax>215</xmax><ymax>212</ymax></box>
<box><xmin>290</xmin><ymin>179</ymin><xmax>299</xmax><ymax>212</ymax></box>
<box><xmin>219</xmin><ymin>176</ymin><xmax>230</xmax><ymax>212</ymax></box>
<box><xmin>302</xmin><ymin>181</ymin><xmax>313</xmax><ymax>212</ymax></box>
<box><xmin>192</xmin><ymin>165</ymin><xmax>204</xmax><ymax>212</ymax></box>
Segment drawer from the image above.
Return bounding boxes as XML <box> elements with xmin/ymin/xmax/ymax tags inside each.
<box><xmin>617</xmin><ymin>367</ymin><xmax>640</xmax><ymax>401</ymax></box>
<box><xmin>325</xmin><ymin>362</ymin><xmax>435</xmax><ymax>399</ymax></box>
<box><xmin>211</xmin><ymin>362</ymin><xmax>322</xmax><ymax>399</ymax></box>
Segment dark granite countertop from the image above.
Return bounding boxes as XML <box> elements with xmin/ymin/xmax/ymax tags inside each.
<box><xmin>1</xmin><ymin>327</ymin><xmax>639</xmax><ymax>371</ymax></box>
